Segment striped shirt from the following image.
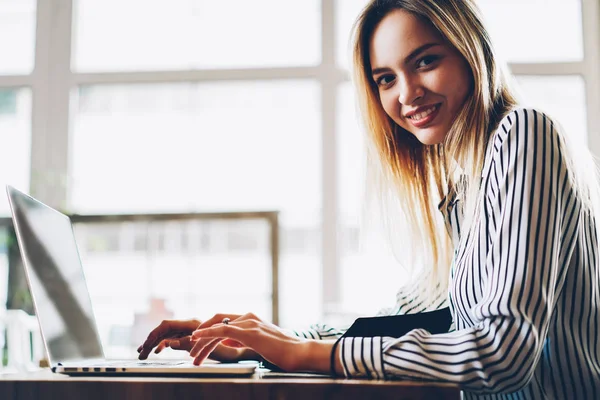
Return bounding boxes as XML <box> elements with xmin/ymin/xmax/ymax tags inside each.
<box><xmin>296</xmin><ymin>108</ymin><xmax>600</xmax><ymax>398</ymax></box>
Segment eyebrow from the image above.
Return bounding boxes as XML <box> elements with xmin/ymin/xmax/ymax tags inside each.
<box><xmin>371</xmin><ymin>42</ymin><xmax>441</xmax><ymax>76</ymax></box>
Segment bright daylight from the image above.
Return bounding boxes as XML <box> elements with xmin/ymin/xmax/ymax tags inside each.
<box><xmin>0</xmin><ymin>1</ymin><xmax>599</xmax><ymax>399</ymax></box>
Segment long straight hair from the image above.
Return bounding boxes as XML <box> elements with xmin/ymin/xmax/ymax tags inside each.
<box><xmin>351</xmin><ymin>0</ymin><xmax>520</xmax><ymax>294</ymax></box>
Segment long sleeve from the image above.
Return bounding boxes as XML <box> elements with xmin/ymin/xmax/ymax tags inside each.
<box><xmin>337</xmin><ymin>109</ymin><xmax>582</xmax><ymax>394</ymax></box>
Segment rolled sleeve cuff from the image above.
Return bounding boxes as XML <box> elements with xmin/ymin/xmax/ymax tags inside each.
<box><xmin>340</xmin><ymin>337</ymin><xmax>386</xmax><ymax>379</ymax></box>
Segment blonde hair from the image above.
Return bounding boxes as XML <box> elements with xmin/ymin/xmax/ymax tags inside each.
<box><xmin>351</xmin><ymin>0</ymin><xmax>520</xmax><ymax>294</ymax></box>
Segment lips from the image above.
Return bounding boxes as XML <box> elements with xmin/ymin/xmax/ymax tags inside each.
<box><xmin>406</xmin><ymin>103</ymin><xmax>441</xmax><ymax>129</ymax></box>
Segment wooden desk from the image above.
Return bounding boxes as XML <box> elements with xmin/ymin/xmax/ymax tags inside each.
<box><xmin>0</xmin><ymin>369</ymin><xmax>460</xmax><ymax>399</ymax></box>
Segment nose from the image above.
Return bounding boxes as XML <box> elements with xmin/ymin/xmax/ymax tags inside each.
<box><xmin>397</xmin><ymin>75</ymin><xmax>425</xmax><ymax>105</ymax></box>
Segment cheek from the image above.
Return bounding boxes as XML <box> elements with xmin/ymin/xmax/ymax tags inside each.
<box><xmin>447</xmin><ymin>65</ymin><xmax>473</xmax><ymax>110</ymax></box>
<box><xmin>380</xmin><ymin>91</ymin><xmax>399</xmax><ymax>120</ymax></box>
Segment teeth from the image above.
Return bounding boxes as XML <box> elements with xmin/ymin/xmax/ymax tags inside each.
<box><xmin>410</xmin><ymin>105</ymin><xmax>437</xmax><ymax>121</ymax></box>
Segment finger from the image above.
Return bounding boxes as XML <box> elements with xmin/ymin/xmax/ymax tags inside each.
<box><xmin>192</xmin><ymin>321</ymin><xmax>251</xmax><ymax>343</ymax></box>
<box><xmin>190</xmin><ymin>338</ymin><xmax>222</xmax><ymax>360</ymax></box>
<box><xmin>193</xmin><ymin>339</ymin><xmax>223</xmax><ymax>366</ymax></box>
<box><xmin>139</xmin><ymin>321</ymin><xmax>194</xmax><ymax>358</ymax></box>
<box><xmin>192</xmin><ymin>320</ymin><xmax>248</xmax><ymax>340</ymax></box>
<box><xmin>196</xmin><ymin>313</ymin><xmax>243</xmax><ymax>330</ymax></box>
<box><xmin>170</xmin><ymin>336</ymin><xmax>193</xmax><ymax>351</ymax></box>
<box><xmin>138</xmin><ymin>322</ymin><xmax>174</xmax><ymax>359</ymax></box>
<box><xmin>138</xmin><ymin>320</ymin><xmax>199</xmax><ymax>360</ymax></box>
<box><xmin>190</xmin><ymin>337</ymin><xmax>218</xmax><ymax>358</ymax></box>
<box><xmin>152</xmin><ymin>334</ymin><xmax>192</xmax><ymax>355</ymax></box>
<box><xmin>193</xmin><ymin>318</ymin><xmax>293</xmax><ymax>371</ymax></box>
<box><xmin>154</xmin><ymin>339</ymin><xmax>170</xmax><ymax>354</ymax></box>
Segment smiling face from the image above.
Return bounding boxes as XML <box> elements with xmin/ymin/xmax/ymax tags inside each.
<box><xmin>369</xmin><ymin>9</ymin><xmax>473</xmax><ymax>145</ymax></box>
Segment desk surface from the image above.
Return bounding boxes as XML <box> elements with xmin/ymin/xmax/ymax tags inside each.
<box><xmin>1</xmin><ymin>369</ymin><xmax>460</xmax><ymax>400</ymax></box>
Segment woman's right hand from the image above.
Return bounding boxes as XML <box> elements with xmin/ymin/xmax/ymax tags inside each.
<box><xmin>137</xmin><ymin>318</ymin><xmax>258</xmax><ymax>362</ymax></box>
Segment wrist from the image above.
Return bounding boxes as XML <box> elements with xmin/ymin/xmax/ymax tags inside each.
<box><xmin>298</xmin><ymin>340</ymin><xmax>342</xmax><ymax>375</ymax></box>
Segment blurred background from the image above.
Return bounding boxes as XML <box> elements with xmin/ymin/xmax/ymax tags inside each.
<box><xmin>0</xmin><ymin>0</ymin><xmax>599</xmax><ymax>364</ymax></box>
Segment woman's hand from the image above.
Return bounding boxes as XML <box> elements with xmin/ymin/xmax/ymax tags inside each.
<box><xmin>189</xmin><ymin>312</ymin><xmax>335</xmax><ymax>373</ymax></box>
<box><xmin>137</xmin><ymin>319</ymin><xmax>200</xmax><ymax>360</ymax></box>
<box><xmin>137</xmin><ymin>317</ymin><xmax>259</xmax><ymax>363</ymax></box>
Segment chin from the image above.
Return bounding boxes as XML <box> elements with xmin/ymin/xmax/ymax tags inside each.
<box><xmin>413</xmin><ymin>130</ymin><xmax>446</xmax><ymax>146</ymax></box>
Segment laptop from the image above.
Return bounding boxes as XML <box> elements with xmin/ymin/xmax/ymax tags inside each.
<box><xmin>6</xmin><ymin>185</ymin><xmax>257</xmax><ymax>376</ymax></box>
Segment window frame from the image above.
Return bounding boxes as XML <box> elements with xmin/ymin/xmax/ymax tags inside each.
<box><xmin>0</xmin><ymin>0</ymin><xmax>598</xmax><ymax>319</ymax></box>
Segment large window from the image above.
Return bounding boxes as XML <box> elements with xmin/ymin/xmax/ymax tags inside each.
<box><xmin>2</xmin><ymin>0</ymin><xmax>600</xmax><ymax>353</ymax></box>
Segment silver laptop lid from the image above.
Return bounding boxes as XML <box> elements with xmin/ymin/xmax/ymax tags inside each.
<box><xmin>6</xmin><ymin>185</ymin><xmax>104</xmax><ymax>364</ymax></box>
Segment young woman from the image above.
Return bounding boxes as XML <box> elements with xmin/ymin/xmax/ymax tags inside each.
<box><xmin>137</xmin><ymin>0</ymin><xmax>600</xmax><ymax>397</ymax></box>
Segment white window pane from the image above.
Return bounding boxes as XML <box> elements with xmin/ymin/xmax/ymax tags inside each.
<box><xmin>70</xmin><ymin>82</ymin><xmax>321</xmax><ymax>216</ymax></box>
<box><xmin>0</xmin><ymin>88</ymin><xmax>31</xmax><ymax>215</ymax></box>
<box><xmin>70</xmin><ymin>81</ymin><xmax>322</xmax><ymax>327</ymax></box>
<box><xmin>335</xmin><ymin>0</ymin><xmax>368</xmax><ymax>69</ymax></box>
<box><xmin>74</xmin><ymin>0</ymin><xmax>321</xmax><ymax>72</ymax></box>
<box><xmin>479</xmin><ymin>0</ymin><xmax>583</xmax><ymax>63</ymax></box>
<box><xmin>515</xmin><ymin>75</ymin><xmax>587</xmax><ymax>143</ymax></box>
<box><xmin>0</xmin><ymin>0</ymin><xmax>36</xmax><ymax>75</ymax></box>
<box><xmin>337</xmin><ymin>83</ymin><xmax>364</xmax><ymax>223</ymax></box>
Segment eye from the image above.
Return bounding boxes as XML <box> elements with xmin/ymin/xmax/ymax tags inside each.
<box><xmin>375</xmin><ymin>74</ymin><xmax>395</xmax><ymax>87</ymax></box>
<box><xmin>416</xmin><ymin>55</ymin><xmax>439</xmax><ymax>69</ymax></box>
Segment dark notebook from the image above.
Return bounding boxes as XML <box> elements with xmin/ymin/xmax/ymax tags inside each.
<box><xmin>342</xmin><ymin>307</ymin><xmax>452</xmax><ymax>338</ymax></box>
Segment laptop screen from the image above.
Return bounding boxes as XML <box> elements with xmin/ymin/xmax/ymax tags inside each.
<box><xmin>7</xmin><ymin>186</ymin><xmax>104</xmax><ymax>363</ymax></box>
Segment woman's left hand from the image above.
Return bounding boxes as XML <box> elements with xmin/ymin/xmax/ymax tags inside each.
<box><xmin>189</xmin><ymin>313</ymin><xmax>332</xmax><ymax>373</ymax></box>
